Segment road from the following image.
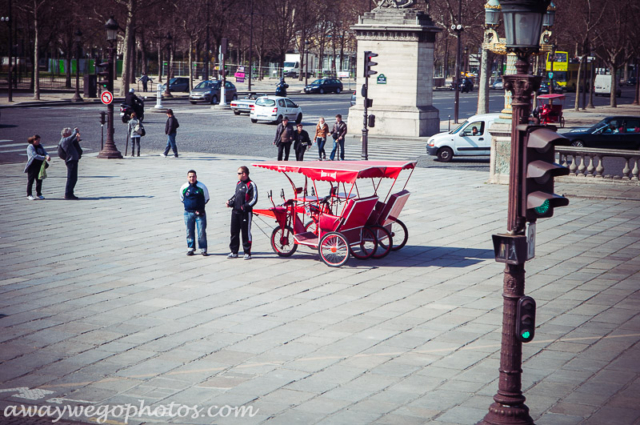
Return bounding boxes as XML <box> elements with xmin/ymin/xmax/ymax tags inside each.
<box><xmin>1</xmin><ymin>86</ymin><xmax>637</xmax><ymax>170</ymax></box>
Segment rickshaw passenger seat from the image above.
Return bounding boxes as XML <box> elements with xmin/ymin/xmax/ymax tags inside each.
<box><xmin>319</xmin><ymin>214</ymin><xmax>341</xmax><ymax>232</ymax></box>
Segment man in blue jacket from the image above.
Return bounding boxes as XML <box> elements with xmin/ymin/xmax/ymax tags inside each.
<box><xmin>180</xmin><ymin>170</ymin><xmax>210</xmax><ymax>256</ymax></box>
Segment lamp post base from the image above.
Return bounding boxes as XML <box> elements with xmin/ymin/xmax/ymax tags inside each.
<box><xmin>97</xmin><ymin>148</ymin><xmax>123</xmax><ymax>159</ymax></box>
<box><xmin>479</xmin><ymin>402</ymin><xmax>533</xmax><ymax>425</ymax></box>
<box><xmin>71</xmin><ymin>94</ymin><xmax>84</xmax><ymax>102</ymax></box>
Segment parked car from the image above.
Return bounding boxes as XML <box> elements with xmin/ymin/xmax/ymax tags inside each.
<box><xmin>250</xmin><ymin>96</ymin><xmax>303</xmax><ymax>124</ymax></box>
<box><xmin>562</xmin><ymin>116</ymin><xmax>640</xmax><ymax>149</ymax></box>
<box><xmin>189</xmin><ymin>80</ymin><xmax>237</xmax><ymax>104</ymax></box>
<box><xmin>350</xmin><ymin>91</ymin><xmax>356</xmax><ymax>107</ymax></box>
<box><xmin>492</xmin><ymin>80</ymin><xmax>504</xmax><ymax>90</ymax></box>
<box><xmin>159</xmin><ymin>77</ymin><xmax>190</xmax><ymax>93</ymax></box>
<box><xmin>304</xmin><ymin>78</ymin><xmax>343</xmax><ymax>94</ymax></box>
<box><xmin>426</xmin><ymin>113</ymin><xmax>500</xmax><ymax>162</ymax></box>
<box><xmin>230</xmin><ymin>93</ymin><xmax>267</xmax><ymax>115</ymax></box>
<box><xmin>538</xmin><ymin>81</ymin><xmax>565</xmax><ymax>94</ymax></box>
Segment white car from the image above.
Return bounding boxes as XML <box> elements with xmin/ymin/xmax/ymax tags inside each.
<box><xmin>250</xmin><ymin>96</ymin><xmax>303</xmax><ymax>124</ymax></box>
<box><xmin>426</xmin><ymin>113</ymin><xmax>500</xmax><ymax>162</ymax></box>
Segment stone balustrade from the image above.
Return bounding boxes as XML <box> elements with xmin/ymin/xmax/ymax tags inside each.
<box><xmin>556</xmin><ymin>146</ymin><xmax>640</xmax><ymax>184</ymax></box>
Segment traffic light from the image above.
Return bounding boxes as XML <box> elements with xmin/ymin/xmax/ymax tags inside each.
<box><xmin>521</xmin><ymin>125</ymin><xmax>570</xmax><ymax>221</ymax></box>
<box><xmin>368</xmin><ymin>114</ymin><xmax>376</xmax><ymax>128</ymax></box>
<box><xmin>96</xmin><ymin>61</ymin><xmax>111</xmax><ymax>92</ymax></box>
<box><xmin>364</xmin><ymin>51</ymin><xmax>378</xmax><ymax>78</ymax></box>
<box><xmin>515</xmin><ymin>296</ymin><xmax>536</xmax><ymax>343</ymax></box>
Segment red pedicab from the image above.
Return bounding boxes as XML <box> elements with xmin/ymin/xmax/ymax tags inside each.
<box><xmin>251</xmin><ymin>160</ymin><xmax>416</xmax><ymax>267</ymax></box>
<box><xmin>537</xmin><ymin>93</ymin><xmax>565</xmax><ymax>127</ymax></box>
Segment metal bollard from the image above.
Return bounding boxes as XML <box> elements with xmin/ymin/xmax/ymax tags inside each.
<box><xmin>154</xmin><ymin>83</ymin><xmax>164</xmax><ymax>109</ymax></box>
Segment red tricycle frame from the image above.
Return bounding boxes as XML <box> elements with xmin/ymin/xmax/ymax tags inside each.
<box><xmin>252</xmin><ymin>160</ymin><xmax>416</xmax><ymax>267</ymax></box>
<box><xmin>537</xmin><ymin>93</ymin><xmax>565</xmax><ymax>127</ymax></box>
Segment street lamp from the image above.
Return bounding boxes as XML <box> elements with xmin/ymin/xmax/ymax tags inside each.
<box><xmin>480</xmin><ymin>1</ymin><xmax>550</xmax><ymax>424</ymax></box>
<box><xmin>97</xmin><ymin>16</ymin><xmax>123</xmax><ymax>159</ymax></box>
<box><xmin>71</xmin><ymin>29</ymin><xmax>83</xmax><ymax>102</ymax></box>
<box><xmin>163</xmin><ymin>32</ymin><xmax>173</xmax><ymax>98</ymax></box>
<box><xmin>305</xmin><ymin>40</ymin><xmax>310</xmax><ymax>86</ymax></box>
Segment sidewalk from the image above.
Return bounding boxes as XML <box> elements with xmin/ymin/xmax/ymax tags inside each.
<box><xmin>0</xmin><ymin>152</ymin><xmax>639</xmax><ymax>425</ymax></box>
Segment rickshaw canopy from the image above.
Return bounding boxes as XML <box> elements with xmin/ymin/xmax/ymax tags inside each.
<box><xmin>538</xmin><ymin>94</ymin><xmax>565</xmax><ymax>100</ymax></box>
<box><xmin>252</xmin><ymin>160</ymin><xmax>417</xmax><ymax>184</ymax></box>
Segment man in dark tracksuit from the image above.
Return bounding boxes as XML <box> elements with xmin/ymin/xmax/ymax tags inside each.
<box><xmin>226</xmin><ymin>166</ymin><xmax>258</xmax><ymax>260</ymax></box>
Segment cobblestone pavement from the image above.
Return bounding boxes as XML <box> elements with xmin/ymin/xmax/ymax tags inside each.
<box><xmin>0</xmin><ymin>152</ymin><xmax>639</xmax><ymax>425</ymax></box>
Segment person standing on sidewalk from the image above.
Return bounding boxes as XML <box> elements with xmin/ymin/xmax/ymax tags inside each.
<box><xmin>329</xmin><ymin>114</ymin><xmax>347</xmax><ymax>161</ymax></box>
<box><xmin>314</xmin><ymin>117</ymin><xmax>329</xmax><ymax>160</ymax></box>
<box><xmin>274</xmin><ymin>117</ymin><xmax>294</xmax><ymax>161</ymax></box>
<box><xmin>226</xmin><ymin>166</ymin><xmax>258</xmax><ymax>260</ymax></box>
<box><xmin>59</xmin><ymin>127</ymin><xmax>82</xmax><ymax>200</ymax></box>
<box><xmin>138</xmin><ymin>73</ymin><xmax>153</xmax><ymax>92</ymax></box>
<box><xmin>24</xmin><ymin>135</ymin><xmax>50</xmax><ymax>200</ymax></box>
<box><xmin>293</xmin><ymin>123</ymin><xmax>312</xmax><ymax>161</ymax></box>
<box><xmin>180</xmin><ymin>170</ymin><xmax>210</xmax><ymax>256</ymax></box>
<box><xmin>128</xmin><ymin>112</ymin><xmax>144</xmax><ymax>157</ymax></box>
<box><xmin>162</xmin><ymin>109</ymin><xmax>179</xmax><ymax>158</ymax></box>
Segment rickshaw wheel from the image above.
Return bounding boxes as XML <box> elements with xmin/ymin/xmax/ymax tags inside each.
<box><xmin>371</xmin><ymin>225</ymin><xmax>392</xmax><ymax>259</ymax></box>
<box><xmin>318</xmin><ymin>232</ymin><xmax>349</xmax><ymax>267</ymax></box>
<box><xmin>304</xmin><ymin>220</ymin><xmax>318</xmax><ymax>236</ymax></box>
<box><xmin>350</xmin><ymin>227</ymin><xmax>378</xmax><ymax>260</ymax></box>
<box><xmin>387</xmin><ymin>219</ymin><xmax>408</xmax><ymax>251</ymax></box>
<box><xmin>271</xmin><ymin>226</ymin><xmax>298</xmax><ymax>257</ymax></box>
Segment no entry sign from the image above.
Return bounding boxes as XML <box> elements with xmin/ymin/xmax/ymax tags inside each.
<box><xmin>101</xmin><ymin>91</ymin><xmax>113</xmax><ymax>105</ymax></box>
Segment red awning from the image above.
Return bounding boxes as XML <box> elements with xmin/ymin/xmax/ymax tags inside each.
<box><xmin>252</xmin><ymin>160</ymin><xmax>416</xmax><ymax>183</ymax></box>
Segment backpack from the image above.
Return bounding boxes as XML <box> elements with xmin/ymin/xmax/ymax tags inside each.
<box><xmin>57</xmin><ymin>144</ymin><xmax>67</xmax><ymax>160</ymax></box>
<box><xmin>134</xmin><ymin>123</ymin><xmax>146</xmax><ymax>136</ymax></box>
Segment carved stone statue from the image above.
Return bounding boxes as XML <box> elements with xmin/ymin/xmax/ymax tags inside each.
<box><xmin>374</xmin><ymin>0</ymin><xmax>416</xmax><ymax>9</ymax></box>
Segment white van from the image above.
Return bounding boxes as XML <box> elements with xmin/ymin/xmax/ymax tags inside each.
<box><xmin>426</xmin><ymin>113</ymin><xmax>500</xmax><ymax>162</ymax></box>
<box><xmin>594</xmin><ymin>74</ymin><xmax>622</xmax><ymax>97</ymax></box>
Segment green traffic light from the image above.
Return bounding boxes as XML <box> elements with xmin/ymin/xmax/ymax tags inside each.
<box><xmin>522</xmin><ymin>331</ymin><xmax>531</xmax><ymax>339</ymax></box>
<box><xmin>534</xmin><ymin>199</ymin><xmax>550</xmax><ymax>215</ymax></box>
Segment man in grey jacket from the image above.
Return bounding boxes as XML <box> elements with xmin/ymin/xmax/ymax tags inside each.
<box><xmin>329</xmin><ymin>114</ymin><xmax>347</xmax><ymax>161</ymax></box>
<box><xmin>59</xmin><ymin>127</ymin><xmax>82</xmax><ymax>200</ymax></box>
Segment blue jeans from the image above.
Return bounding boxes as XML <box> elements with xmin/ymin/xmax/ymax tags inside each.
<box><xmin>329</xmin><ymin>135</ymin><xmax>344</xmax><ymax>161</ymax></box>
<box><xmin>184</xmin><ymin>211</ymin><xmax>207</xmax><ymax>251</ymax></box>
<box><xmin>164</xmin><ymin>133</ymin><xmax>178</xmax><ymax>157</ymax></box>
<box><xmin>316</xmin><ymin>137</ymin><xmax>326</xmax><ymax>159</ymax></box>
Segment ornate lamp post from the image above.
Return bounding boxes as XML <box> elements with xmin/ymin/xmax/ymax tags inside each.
<box><xmin>480</xmin><ymin>1</ymin><xmax>550</xmax><ymax>424</ymax></box>
<box><xmin>163</xmin><ymin>33</ymin><xmax>173</xmax><ymax>98</ymax></box>
<box><xmin>97</xmin><ymin>17</ymin><xmax>122</xmax><ymax>159</ymax></box>
<box><xmin>71</xmin><ymin>29</ymin><xmax>83</xmax><ymax>102</ymax></box>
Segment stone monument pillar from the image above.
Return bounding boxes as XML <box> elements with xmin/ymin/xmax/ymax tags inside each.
<box><xmin>347</xmin><ymin>0</ymin><xmax>442</xmax><ymax>138</ymax></box>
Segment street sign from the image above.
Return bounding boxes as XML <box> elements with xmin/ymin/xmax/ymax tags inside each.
<box><xmin>492</xmin><ymin>234</ymin><xmax>528</xmax><ymax>265</ymax></box>
<box><xmin>527</xmin><ymin>223</ymin><xmax>536</xmax><ymax>260</ymax></box>
<box><xmin>377</xmin><ymin>74</ymin><xmax>387</xmax><ymax>84</ymax></box>
<box><xmin>101</xmin><ymin>91</ymin><xmax>113</xmax><ymax>105</ymax></box>
<box><xmin>548</xmin><ymin>72</ymin><xmax>554</xmax><ymax>79</ymax></box>
<box><xmin>337</xmin><ymin>71</ymin><xmax>350</xmax><ymax>78</ymax></box>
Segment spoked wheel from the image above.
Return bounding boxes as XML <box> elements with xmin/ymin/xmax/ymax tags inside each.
<box><xmin>318</xmin><ymin>232</ymin><xmax>349</xmax><ymax>267</ymax></box>
<box><xmin>371</xmin><ymin>225</ymin><xmax>392</xmax><ymax>259</ymax></box>
<box><xmin>304</xmin><ymin>220</ymin><xmax>318</xmax><ymax>236</ymax></box>
<box><xmin>387</xmin><ymin>219</ymin><xmax>408</xmax><ymax>251</ymax></box>
<box><xmin>350</xmin><ymin>227</ymin><xmax>377</xmax><ymax>260</ymax></box>
<box><xmin>271</xmin><ymin>226</ymin><xmax>298</xmax><ymax>257</ymax></box>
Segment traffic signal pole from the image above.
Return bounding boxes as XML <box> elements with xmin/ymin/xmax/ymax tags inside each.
<box><xmin>97</xmin><ymin>41</ymin><xmax>122</xmax><ymax>159</ymax></box>
<box><xmin>482</xmin><ymin>53</ymin><xmax>539</xmax><ymax>425</ymax></box>
<box><xmin>361</xmin><ymin>51</ymin><xmax>377</xmax><ymax>161</ymax></box>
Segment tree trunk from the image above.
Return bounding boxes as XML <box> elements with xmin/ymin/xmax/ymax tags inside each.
<box><xmin>609</xmin><ymin>65</ymin><xmax>617</xmax><ymax>107</ymax></box>
<box><xmin>574</xmin><ymin>58</ymin><xmax>582</xmax><ymax>111</ymax></box>
<box><xmin>158</xmin><ymin>42</ymin><xmax>162</xmax><ymax>83</ymax></box>
<box><xmin>188</xmin><ymin>38</ymin><xmax>194</xmax><ymax>91</ymax></box>
<box><xmin>119</xmin><ymin>0</ymin><xmax>136</xmax><ymax>96</ymax></box>
<box><xmin>65</xmin><ymin>40</ymin><xmax>72</xmax><ymax>89</ymax></box>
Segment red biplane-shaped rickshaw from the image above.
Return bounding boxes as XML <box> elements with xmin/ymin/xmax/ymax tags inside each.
<box><xmin>252</xmin><ymin>160</ymin><xmax>415</xmax><ymax>267</ymax></box>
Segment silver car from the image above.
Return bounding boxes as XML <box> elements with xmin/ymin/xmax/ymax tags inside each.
<box><xmin>189</xmin><ymin>80</ymin><xmax>237</xmax><ymax>105</ymax></box>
